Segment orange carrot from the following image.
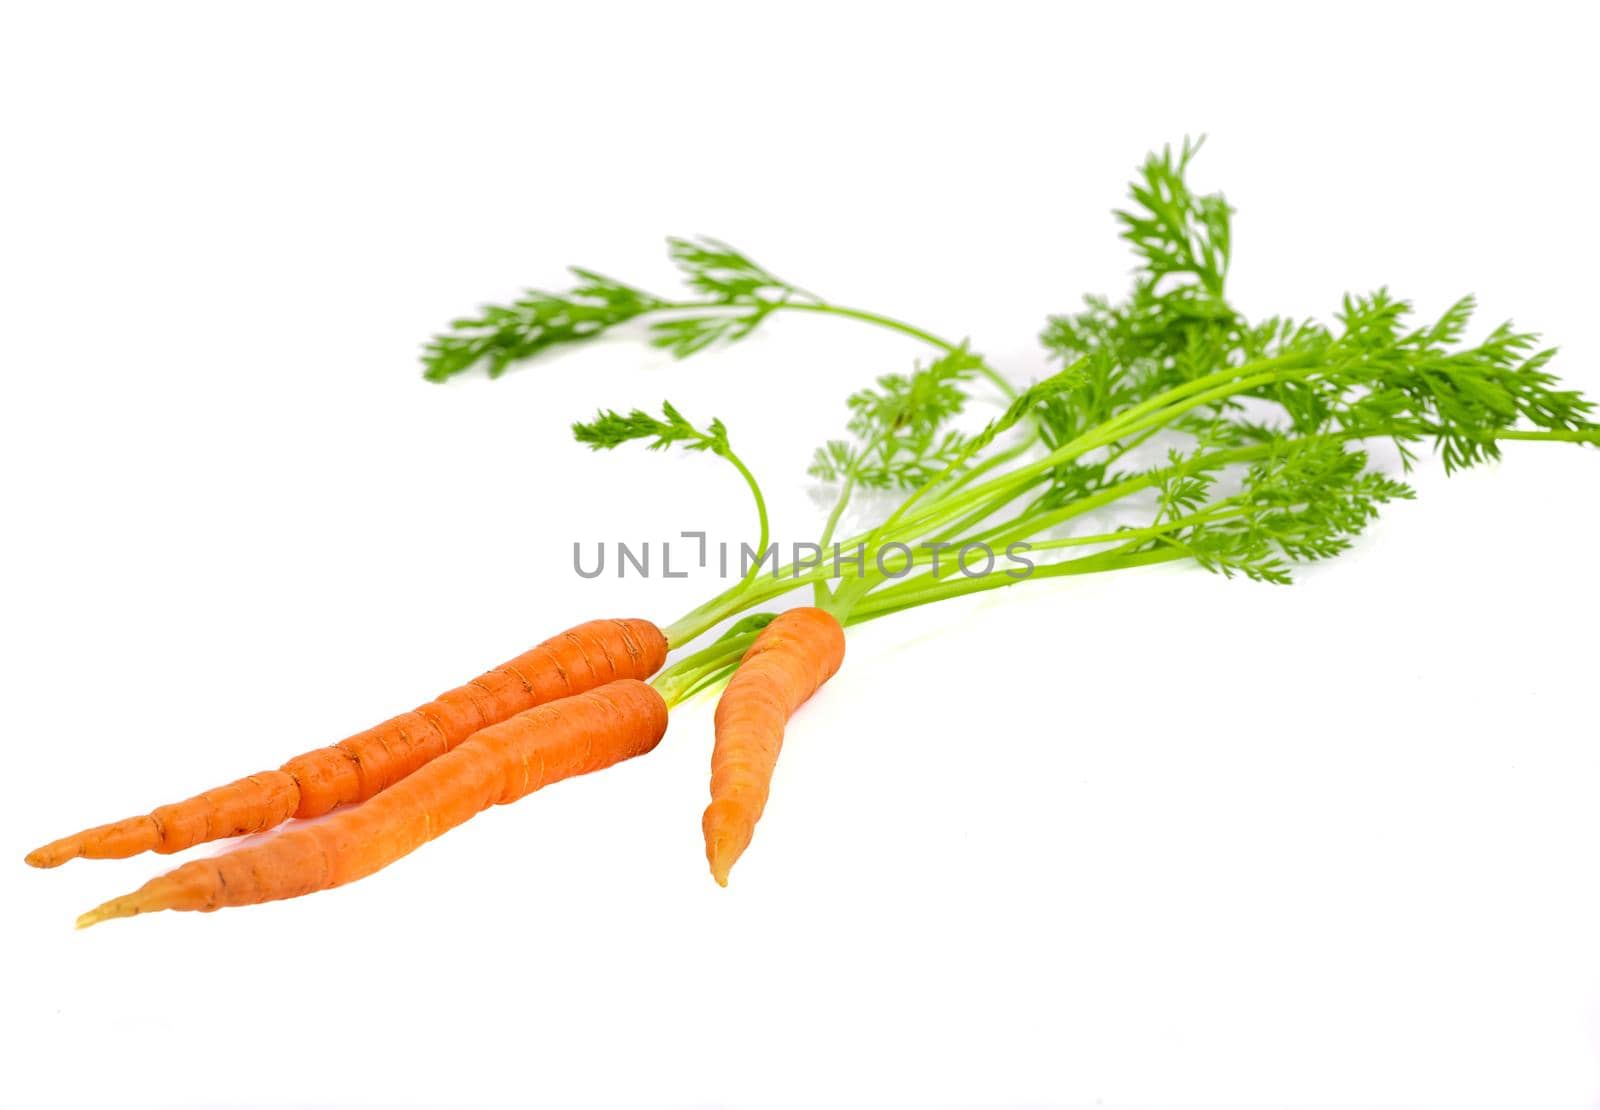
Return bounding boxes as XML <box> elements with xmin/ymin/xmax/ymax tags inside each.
<box><xmin>77</xmin><ymin>679</ymin><xmax>668</xmax><ymax>926</ymax></box>
<box><xmin>702</xmin><ymin>606</ymin><xmax>845</xmax><ymax>886</ymax></box>
<box><xmin>28</xmin><ymin>618</ymin><xmax>667</xmax><ymax>868</ymax></box>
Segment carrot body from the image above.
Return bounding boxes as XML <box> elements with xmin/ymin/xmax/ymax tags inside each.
<box><xmin>702</xmin><ymin>607</ymin><xmax>845</xmax><ymax>886</ymax></box>
<box><xmin>78</xmin><ymin>679</ymin><xmax>669</xmax><ymax>925</ymax></box>
<box><xmin>28</xmin><ymin>618</ymin><xmax>667</xmax><ymax>868</ymax></box>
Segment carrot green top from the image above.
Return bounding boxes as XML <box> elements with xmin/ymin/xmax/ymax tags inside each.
<box><xmin>424</xmin><ymin>139</ymin><xmax>1598</xmax><ymax>702</ymax></box>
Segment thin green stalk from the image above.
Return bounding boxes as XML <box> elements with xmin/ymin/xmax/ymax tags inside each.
<box><xmin>668</xmin><ymin>438</ymin><xmax>1272</xmax><ymax>643</ymax></box>
<box><xmin>851</xmin><ymin>545</ymin><xmax>1189</xmax><ymax>620</ymax></box>
<box><xmin>813</xmin><ymin>427</ymin><xmax>893</xmax><ymax>604</ymax></box>
<box><xmin>655</xmin><ymin>296</ymin><xmax>1021</xmax><ymax>398</ymax></box>
<box><xmin>813</xmin><ymin>475</ymin><xmax>857</xmax><ymax>605</ymax></box>
<box><xmin>779</xmin><ymin>302</ymin><xmax>1019</xmax><ymax>399</ymax></box>
<box><xmin>829</xmin><ymin>403</ymin><xmax>1046</xmax><ymax>618</ymax></box>
<box><xmin>1493</xmin><ymin>428</ymin><xmax>1600</xmax><ymax>444</ymax></box>
<box><xmin>661</xmin><ymin>409</ymin><xmax>1591</xmax><ymax>651</ymax></box>
<box><xmin>722</xmin><ymin>446</ymin><xmax>770</xmax><ymax>597</ymax></box>
<box><xmin>653</xmin><ymin>631</ymin><xmax>760</xmax><ymax>707</ymax></box>
<box><xmin>660</xmin><ymin>541</ymin><xmax>1192</xmax><ymax>703</ymax></box>
<box><xmin>843</xmin><ymin>358</ymin><xmax>1325</xmax><ymax>541</ymax></box>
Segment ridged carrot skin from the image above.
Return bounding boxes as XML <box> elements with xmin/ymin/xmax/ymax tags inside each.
<box><xmin>28</xmin><ymin>618</ymin><xmax>667</xmax><ymax>868</ymax></box>
<box><xmin>77</xmin><ymin>679</ymin><xmax>669</xmax><ymax>926</ymax></box>
<box><xmin>703</xmin><ymin>607</ymin><xmax>845</xmax><ymax>886</ymax></box>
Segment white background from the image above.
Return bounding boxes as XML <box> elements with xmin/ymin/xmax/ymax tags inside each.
<box><xmin>3</xmin><ymin>3</ymin><xmax>1598</xmax><ymax>1108</ymax></box>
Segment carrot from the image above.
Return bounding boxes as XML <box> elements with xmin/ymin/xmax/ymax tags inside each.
<box><xmin>77</xmin><ymin>679</ymin><xmax>669</xmax><ymax>926</ymax></box>
<box><xmin>702</xmin><ymin>606</ymin><xmax>845</xmax><ymax>886</ymax></box>
<box><xmin>27</xmin><ymin>618</ymin><xmax>667</xmax><ymax>868</ymax></box>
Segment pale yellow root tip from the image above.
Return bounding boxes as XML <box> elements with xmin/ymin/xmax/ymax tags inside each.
<box><xmin>75</xmin><ymin>890</ymin><xmax>157</xmax><ymax>930</ymax></box>
<box><xmin>706</xmin><ymin>839</ymin><xmax>736</xmax><ymax>888</ymax></box>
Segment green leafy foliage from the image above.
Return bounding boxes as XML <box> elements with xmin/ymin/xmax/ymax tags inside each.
<box><xmin>666</xmin><ymin>237</ymin><xmax>792</xmax><ymax>303</ymax></box>
<box><xmin>572</xmin><ymin>401</ymin><xmax>729</xmax><ymax>454</ymax></box>
<box><xmin>1016</xmin><ymin>138</ymin><xmax>1595</xmax><ymax>588</ymax></box>
<box><xmin>431</xmin><ymin>138</ymin><xmax>1597</xmax><ymax>640</ymax></box>
<box><xmin>424</xmin><ymin>238</ymin><xmax>804</xmax><ymax>379</ymax></box>
<box><xmin>1316</xmin><ymin>292</ymin><xmax>1584</xmax><ymax>472</ymax></box>
<box><xmin>965</xmin><ymin>359</ymin><xmax>1093</xmax><ymax>458</ymax></box>
<box><xmin>809</xmin><ymin>347</ymin><xmax>985</xmax><ymax>490</ymax></box>
<box><xmin>648</xmin><ymin>238</ymin><xmax>799</xmax><ymax>358</ymax></box>
<box><xmin>1117</xmin><ymin>136</ymin><xmax>1232</xmax><ymax>296</ymax></box>
<box><xmin>424</xmin><ymin>270</ymin><xmax>663</xmax><ymax>382</ymax></box>
<box><xmin>1146</xmin><ymin>441</ymin><xmax>1412</xmax><ymax>583</ymax></box>
<box><xmin>649</xmin><ymin>307</ymin><xmax>776</xmax><ymax>359</ymax></box>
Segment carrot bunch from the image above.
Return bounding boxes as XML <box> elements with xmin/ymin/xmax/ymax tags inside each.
<box><xmin>27</xmin><ymin>141</ymin><xmax>1600</xmax><ymax>927</ymax></box>
<box><xmin>32</xmin><ymin>607</ymin><xmax>847</xmax><ymax>925</ymax></box>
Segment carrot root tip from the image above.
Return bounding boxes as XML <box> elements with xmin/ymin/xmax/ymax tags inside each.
<box><xmin>75</xmin><ymin>878</ymin><xmax>177</xmax><ymax>929</ymax></box>
<box><xmin>25</xmin><ymin>846</ymin><xmax>65</xmax><ymax>869</ymax></box>
<box><xmin>75</xmin><ymin>900</ymin><xmax>138</xmax><ymax>930</ymax></box>
<box><xmin>28</xmin><ymin>816</ymin><xmax>163</xmax><ymax>868</ymax></box>
<box><xmin>26</xmin><ymin>835</ymin><xmax>86</xmax><ymax>868</ymax></box>
<box><xmin>706</xmin><ymin>838</ymin><xmax>736</xmax><ymax>887</ymax></box>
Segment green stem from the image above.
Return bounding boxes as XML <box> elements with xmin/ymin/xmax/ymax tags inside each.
<box><xmin>657</xmin><ymin>542</ymin><xmax>1191</xmax><ymax>703</ymax></box>
<box><xmin>653</xmin><ymin>632</ymin><xmax>760</xmax><ymax>707</ymax></box>
<box><xmin>663</xmin><ymin>445</ymin><xmax>768</xmax><ymax>647</ymax></box>
<box><xmin>833</xmin><ymin>459</ymin><xmax>1049</xmax><ymax>614</ymax></box>
<box><xmin>722</xmin><ymin>447</ymin><xmax>770</xmax><ymax>597</ymax></box>
<box><xmin>659</xmin><ymin>304</ymin><xmax>1594</xmax><ymax>652</ymax></box>
<box><xmin>852</xmin><ymin>545</ymin><xmax>1189</xmax><ymax>619</ymax></box>
<box><xmin>780</xmin><ymin>302</ymin><xmax>1019</xmax><ymax>399</ymax></box>
<box><xmin>666</xmin><ymin>435</ymin><xmax>1236</xmax><ymax>644</ymax></box>
<box><xmin>656</xmin><ymin>297</ymin><xmax>1021</xmax><ymax>398</ymax></box>
<box><xmin>813</xmin><ymin>477</ymin><xmax>857</xmax><ymax>606</ymax></box>
<box><xmin>663</xmin><ymin>294</ymin><xmax>1031</xmax><ymax>632</ymax></box>
<box><xmin>817</xmin><ymin>474</ymin><xmax>859</xmax><ymax>554</ymax></box>
<box><xmin>1493</xmin><ymin>428</ymin><xmax>1600</xmax><ymax>444</ymax></box>
<box><xmin>814</xmin><ymin>427</ymin><xmax>894</xmax><ymax>604</ymax></box>
<box><xmin>852</xmin><ymin>356</ymin><xmax>1324</xmax><ymax>541</ymax></box>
